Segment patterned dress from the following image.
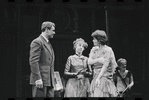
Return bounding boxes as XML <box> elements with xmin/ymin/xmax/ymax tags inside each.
<box><xmin>64</xmin><ymin>55</ymin><xmax>91</xmax><ymax>97</ymax></box>
<box><xmin>89</xmin><ymin>45</ymin><xmax>118</xmax><ymax>97</ymax></box>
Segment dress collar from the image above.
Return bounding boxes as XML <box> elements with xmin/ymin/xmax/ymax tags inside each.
<box><xmin>74</xmin><ymin>54</ymin><xmax>84</xmax><ymax>59</ymax></box>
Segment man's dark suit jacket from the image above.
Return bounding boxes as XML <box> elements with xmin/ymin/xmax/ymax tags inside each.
<box><xmin>29</xmin><ymin>35</ymin><xmax>55</xmax><ymax>87</ymax></box>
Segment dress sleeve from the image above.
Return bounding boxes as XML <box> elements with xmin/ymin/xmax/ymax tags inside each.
<box><xmin>64</xmin><ymin>56</ymin><xmax>71</xmax><ymax>73</ymax></box>
<box><xmin>110</xmin><ymin>48</ymin><xmax>118</xmax><ymax>72</ymax></box>
<box><xmin>104</xmin><ymin>48</ymin><xmax>117</xmax><ymax>73</ymax></box>
<box><xmin>64</xmin><ymin>56</ymin><xmax>76</xmax><ymax>77</ymax></box>
<box><xmin>103</xmin><ymin>49</ymin><xmax>111</xmax><ymax>64</ymax></box>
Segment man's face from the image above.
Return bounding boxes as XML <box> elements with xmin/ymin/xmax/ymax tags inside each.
<box><xmin>46</xmin><ymin>26</ymin><xmax>55</xmax><ymax>38</ymax></box>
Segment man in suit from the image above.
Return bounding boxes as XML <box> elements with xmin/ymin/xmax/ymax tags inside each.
<box><xmin>29</xmin><ymin>21</ymin><xmax>56</xmax><ymax>97</ymax></box>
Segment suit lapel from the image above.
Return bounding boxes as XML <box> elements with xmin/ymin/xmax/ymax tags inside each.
<box><xmin>40</xmin><ymin>35</ymin><xmax>53</xmax><ymax>56</ymax></box>
<box><xmin>40</xmin><ymin>35</ymin><xmax>55</xmax><ymax>66</ymax></box>
<box><xmin>48</xmin><ymin>42</ymin><xmax>55</xmax><ymax>66</ymax></box>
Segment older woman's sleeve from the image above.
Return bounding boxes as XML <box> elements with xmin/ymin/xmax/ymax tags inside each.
<box><xmin>64</xmin><ymin>56</ymin><xmax>76</xmax><ymax>77</ymax></box>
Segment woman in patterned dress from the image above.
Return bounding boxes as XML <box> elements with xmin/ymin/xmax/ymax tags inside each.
<box><xmin>64</xmin><ymin>38</ymin><xmax>92</xmax><ymax>97</ymax></box>
<box><xmin>88</xmin><ymin>30</ymin><xmax>118</xmax><ymax>97</ymax></box>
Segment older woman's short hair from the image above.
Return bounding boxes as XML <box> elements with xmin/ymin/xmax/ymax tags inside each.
<box><xmin>91</xmin><ymin>30</ymin><xmax>108</xmax><ymax>45</ymax></box>
<box><xmin>73</xmin><ymin>38</ymin><xmax>88</xmax><ymax>50</ymax></box>
<box><xmin>117</xmin><ymin>58</ymin><xmax>127</xmax><ymax>66</ymax></box>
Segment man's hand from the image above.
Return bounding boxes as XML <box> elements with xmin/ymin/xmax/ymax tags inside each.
<box><xmin>35</xmin><ymin>79</ymin><xmax>43</xmax><ymax>88</ymax></box>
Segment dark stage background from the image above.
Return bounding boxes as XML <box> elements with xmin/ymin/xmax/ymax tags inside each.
<box><xmin>0</xmin><ymin>0</ymin><xmax>149</xmax><ymax>98</ymax></box>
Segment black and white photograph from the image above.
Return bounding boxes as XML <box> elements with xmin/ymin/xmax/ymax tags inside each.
<box><xmin>0</xmin><ymin>0</ymin><xmax>148</xmax><ymax>99</ymax></box>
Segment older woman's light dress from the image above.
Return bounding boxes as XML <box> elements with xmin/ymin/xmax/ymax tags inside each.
<box><xmin>89</xmin><ymin>45</ymin><xmax>118</xmax><ymax>97</ymax></box>
<box><xmin>64</xmin><ymin>55</ymin><xmax>90</xmax><ymax>97</ymax></box>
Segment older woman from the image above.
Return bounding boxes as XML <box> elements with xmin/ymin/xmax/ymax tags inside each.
<box><xmin>64</xmin><ymin>38</ymin><xmax>92</xmax><ymax>97</ymax></box>
<box><xmin>88</xmin><ymin>30</ymin><xmax>118</xmax><ymax>97</ymax></box>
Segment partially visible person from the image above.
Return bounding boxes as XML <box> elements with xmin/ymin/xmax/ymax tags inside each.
<box><xmin>88</xmin><ymin>30</ymin><xmax>118</xmax><ymax>97</ymax></box>
<box><xmin>64</xmin><ymin>38</ymin><xmax>92</xmax><ymax>97</ymax></box>
<box><xmin>29</xmin><ymin>21</ymin><xmax>56</xmax><ymax>97</ymax></box>
<box><xmin>113</xmin><ymin>58</ymin><xmax>134</xmax><ymax>97</ymax></box>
